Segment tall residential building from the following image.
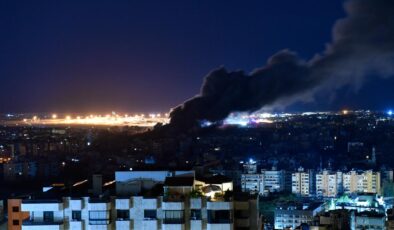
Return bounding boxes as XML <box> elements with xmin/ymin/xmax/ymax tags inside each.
<box><xmin>261</xmin><ymin>167</ymin><xmax>285</xmax><ymax>193</ymax></box>
<box><xmin>343</xmin><ymin>170</ymin><xmax>381</xmax><ymax>194</ymax></box>
<box><xmin>274</xmin><ymin>202</ymin><xmax>324</xmax><ymax>229</ymax></box>
<box><xmin>292</xmin><ymin>167</ymin><xmax>314</xmax><ymax>196</ymax></box>
<box><xmin>11</xmin><ymin>170</ymin><xmax>261</xmax><ymax>230</ymax></box>
<box><xmin>241</xmin><ymin>166</ymin><xmax>286</xmax><ymax>196</ymax></box>
<box><xmin>241</xmin><ymin>173</ymin><xmax>265</xmax><ymax>195</ymax></box>
<box><xmin>315</xmin><ymin>170</ymin><xmax>343</xmax><ymax>197</ymax></box>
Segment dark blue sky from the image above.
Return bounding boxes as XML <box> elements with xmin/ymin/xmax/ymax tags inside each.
<box><xmin>1</xmin><ymin>0</ymin><xmax>391</xmax><ymax>113</ymax></box>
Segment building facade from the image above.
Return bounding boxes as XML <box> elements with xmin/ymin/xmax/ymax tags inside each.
<box><xmin>292</xmin><ymin>167</ymin><xmax>314</xmax><ymax>196</ymax></box>
<box><xmin>343</xmin><ymin>170</ymin><xmax>381</xmax><ymax>194</ymax></box>
<box><xmin>274</xmin><ymin>202</ymin><xmax>324</xmax><ymax>229</ymax></box>
<box><xmin>315</xmin><ymin>170</ymin><xmax>343</xmax><ymax>197</ymax></box>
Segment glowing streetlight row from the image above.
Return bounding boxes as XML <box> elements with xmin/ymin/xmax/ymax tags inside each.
<box><xmin>23</xmin><ymin>113</ymin><xmax>170</xmax><ymax>126</ymax></box>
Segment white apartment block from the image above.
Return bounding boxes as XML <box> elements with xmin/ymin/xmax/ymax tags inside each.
<box><xmin>18</xmin><ymin>171</ymin><xmax>261</xmax><ymax>230</ymax></box>
<box><xmin>241</xmin><ymin>167</ymin><xmax>285</xmax><ymax>196</ymax></box>
<box><xmin>292</xmin><ymin>168</ymin><xmax>313</xmax><ymax>196</ymax></box>
<box><xmin>19</xmin><ymin>195</ymin><xmax>259</xmax><ymax>230</ymax></box>
<box><xmin>315</xmin><ymin>170</ymin><xmax>343</xmax><ymax>197</ymax></box>
<box><xmin>343</xmin><ymin>170</ymin><xmax>381</xmax><ymax>194</ymax></box>
<box><xmin>261</xmin><ymin>169</ymin><xmax>285</xmax><ymax>193</ymax></box>
<box><xmin>241</xmin><ymin>173</ymin><xmax>265</xmax><ymax>195</ymax></box>
<box><xmin>274</xmin><ymin>202</ymin><xmax>324</xmax><ymax>229</ymax></box>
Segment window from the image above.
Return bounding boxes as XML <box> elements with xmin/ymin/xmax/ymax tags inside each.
<box><xmin>72</xmin><ymin>210</ymin><xmax>81</xmax><ymax>221</ymax></box>
<box><xmin>13</xmin><ymin>220</ymin><xmax>19</xmax><ymax>226</ymax></box>
<box><xmin>164</xmin><ymin>210</ymin><xmax>184</xmax><ymax>224</ymax></box>
<box><xmin>43</xmin><ymin>211</ymin><xmax>54</xmax><ymax>222</ymax></box>
<box><xmin>207</xmin><ymin>210</ymin><xmax>232</xmax><ymax>224</ymax></box>
<box><xmin>117</xmin><ymin>210</ymin><xmax>129</xmax><ymax>220</ymax></box>
<box><xmin>12</xmin><ymin>207</ymin><xmax>19</xmax><ymax>212</ymax></box>
<box><xmin>89</xmin><ymin>211</ymin><xmax>111</xmax><ymax>225</ymax></box>
<box><xmin>190</xmin><ymin>209</ymin><xmax>202</xmax><ymax>220</ymax></box>
<box><xmin>144</xmin><ymin>210</ymin><xmax>157</xmax><ymax>219</ymax></box>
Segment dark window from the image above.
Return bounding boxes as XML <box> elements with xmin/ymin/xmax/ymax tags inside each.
<box><xmin>13</xmin><ymin>220</ymin><xmax>19</xmax><ymax>226</ymax></box>
<box><xmin>144</xmin><ymin>210</ymin><xmax>157</xmax><ymax>219</ymax></box>
<box><xmin>89</xmin><ymin>210</ymin><xmax>111</xmax><ymax>225</ymax></box>
<box><xmin>12</xmin><ymin>207</ymin><xmax>19</xmax><ymax>212</ymax></box>
<box><xmin>207</xmin><ymin>210</ymin><xmax>233</xmax><ymax>224</ymax></box>
<box><xmin>72</xmin><ymin>210</ymin><xmax>81</xmax><ymax>221</ymax></box>
<box><xmin>164</xmin><ymin>210</ymin><xmax>184</xmax><ymax>224</ymax></box>
<box><xmin>190</xmin><ymin>209</ymin><xmax>202</xmax><ymax>220</ymax></box>
<box><xmin>234</xmin><ymin>210</ymin><xmax>249</xmax><ymax>219</ymax></box>
<box><xmin>43</xmin><ymin>211</ymin><xmax>54</xmax><ymax>222</ymax></box>
<box><xmin>117</xmin><ymin>210</ymin><xmax>129</xmax><ymax>220</ymax></box>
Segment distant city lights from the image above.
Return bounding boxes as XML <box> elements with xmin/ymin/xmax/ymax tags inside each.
<box><xmin>5</xmin><ymin>109</ymin><xmax>394</xmax><ymax>127</ymax></box>
<box><xmin>20</xmin><ymin>112</ymin><xmax>169</xmax><ymax>127</ymax></box>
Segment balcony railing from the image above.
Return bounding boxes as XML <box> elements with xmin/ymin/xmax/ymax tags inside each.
<box><xmin>207</xmin><ymin>219</ymin><xmax>233</xmax><ymax>224</ymax></box>
<box><xmin>22</xmin><ymin>199</ymin><xmax>62</xmax><ymax>204</ymax></box>
<box><xmin>89</xmin><ymin>219</ymin><xmax>111</xmax><ymax>225</ymax></box>
<box><xmin>163</xmin><ymin>218</ymin><xmax>185</xmax><ymax>224</ymax></box>
<box><xmin>23</xmin><ymin>220</ymin><xmax>64</xmax><ymax>225</ymax></box>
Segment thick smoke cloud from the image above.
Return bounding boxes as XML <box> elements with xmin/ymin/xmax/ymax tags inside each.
<box><xmin>168</xmin><ymin>0</ymin><xmax>394</xmax><ymax>132</ymax></box>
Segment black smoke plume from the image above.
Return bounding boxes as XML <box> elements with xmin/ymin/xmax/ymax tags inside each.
<box><xmin>168</xmin><ymin>0</ymin><xmax>394</xmax><ymax>132</ymax></box>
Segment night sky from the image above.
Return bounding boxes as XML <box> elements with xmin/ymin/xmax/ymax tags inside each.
<box><xmin>1</xmin><ymin>0</ymin><xmax>393</xmax><ymax>113</ymax></box>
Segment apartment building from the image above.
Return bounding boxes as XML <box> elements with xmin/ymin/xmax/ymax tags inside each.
<box><xmin>241</xmin><ymin>166</ymin><xmax>286</xmax><ymax>196</ymax></box>
<box><xmin>241</xmin><ymin>173</ymin><xmax>265</xmax><ymax>195</ymax></box>
<box><xmin>11</xmin><ymin>170</ymin><xmax>261</xmax><ymax>230</ymax></box>
<box><xmin>315</xmin><ymin>170</ymin><xmax>343</xmax><ymax>197</ymax></box>
<box><xmin>292</xmin><ymin>167</ymin><xmax>314</xmax><ymax>196</ymax></box>
<box><xmin>343</xmin><ymin>170</ymin><xmax>381</xmax><ymax>194</ymax></box>
<box><xmin>274</xmin><ymin>202</ymin><xmax>324</xmax><ymax>229</ymax></box>
<box><xmin>261</xmin><ymin>167</ymin><xmax>286</xmax><ymax>193</ymax></box>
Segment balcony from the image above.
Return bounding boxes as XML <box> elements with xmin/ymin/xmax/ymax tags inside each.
<box><xmin>143</xmin><ymin>219</ymin><xmax>158</xmax><ymax>229</ymax></box>
<box><xmin>162</xmin><ymin>212</ymin><xmax>185</xmax><ymax>229</ymax></box>
<box><xmin>207</xmin><ymin>223</ymin><xmax>233</xmax><ymax>230</ymax></box>
<box><xmin>21</xmin><ymin>200</ymin><xmax>63</xmax><ymax>212</ymax></box>
<box><xmin>163</xmin><ymin>193</ymin><xmax>185</xmax><ymax>210</ymax></box>
<box><xmin>115</xmin><ymin>198</ymin><xmax>131</xmax><ymax>209</ymax></box>
<box><xmin>70</xmin><ymin>198</ymin><xmax>83</xmax><ymax>210</ymax></box>
<box><xmin>163</xmin><ymin>218</ymin><xmax>185</xmax><ymax>224</ymax></box>
<box><xmin>22</xmin><ymin>220</ymin><xmax>64</xmax><ymax>230</ymax></box>
<box><xmin>142</xmin><ymin>198</ymin><xmax>157</xmax><ymax>209</ymax></box>
<box><xmin>88</xmin><ymin>197</ymin><xmax>110</xmax><ymax>210</ymax></box>
<box><xmin>207</xmin><ymin>201</ymin><xmax>233</xmax><ymax>210</ymax></box>
<box><xmin>116</xmin><ymin>219</ymin><xmax>132</xmax><ymax>229</ymax></box>
<box><xmin>190</xmin><ymin>220</ymin><xmax>203</xmax><ymax>230</ymax></box>
<box><xmin>69</xmin><ymin>221</ymin><xmax>83</xmax><ymax>230</ymax></box>
<box><xmin>162</xmin><ymin>223</ymin><xmax>185</xmax><ymax>230</ymax></box>
<box><xmin>87</xmin><ymin>224</ymin><xmax>111</xmax><ymax>230</ymax></box>
<box><xmin>190</xmin><ymin>198</ymin><xmax>202</xmax><ymax>209</ymax></box>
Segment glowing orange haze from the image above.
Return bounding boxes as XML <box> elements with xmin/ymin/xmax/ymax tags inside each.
<box><xmin>23</xmin><ymin>113</ymin><xmax>169</xmax><ymax>127</ymax></box>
